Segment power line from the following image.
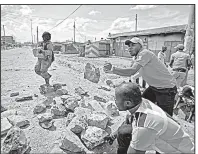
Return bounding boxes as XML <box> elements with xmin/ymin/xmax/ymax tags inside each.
<box><xmin>48</xmin><ymin>5</ymin><xmax>82</xmax><ymax>31</ymax></box>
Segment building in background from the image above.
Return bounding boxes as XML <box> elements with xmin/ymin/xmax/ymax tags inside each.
<box><xmin>1</xmin><ymin>36</ymin><xmax>15</xmax><ymax>45</ymax></box>
<box><xmin>107</xmin><ymin>24</ymin><xmax>186</xmax><ymax>62</ymax></box>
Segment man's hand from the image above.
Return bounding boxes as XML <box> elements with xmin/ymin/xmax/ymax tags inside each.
<box><xmin>104</xmin><ymin>134</ymin><xmax>116</xmax><ymax>145</ymax></box>
<box><xmin>103</xmin><ymin>63</ymin><xmax>113</xmax><ymax>73</ymax></box>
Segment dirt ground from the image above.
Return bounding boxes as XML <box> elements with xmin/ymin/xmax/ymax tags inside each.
<box><xmin>1</xmin><ymin>47</ymin><xmax>195</xmax><ymax>153</ymax></box>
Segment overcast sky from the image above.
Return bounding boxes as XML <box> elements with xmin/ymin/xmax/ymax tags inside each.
<box><xmin>1</xmin><ymin>5</ymin><xmax>191</xmax><ymax>43</ymax></box>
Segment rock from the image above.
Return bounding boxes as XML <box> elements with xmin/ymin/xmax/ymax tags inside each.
<box><xmin>60</xmin><ymin>128</ymin><xmax>90</xmax><ymax>153</ymax></box>
<box><xmin>39</xmin><ymin>120</ymin><xmax>54</xmax><ymax>129</ymax></box>
<box><xmin>94</xmin><ymin>96</ymin><xmax>107</xmax><ymax>103</ymax></box>
<box><xmin>84</xmin><ymin>63</ymin><xmax>100</xmax><ymax>83</ymax></box>
<box><xmin>1</xmin><ymin>105</ymin><xmax>7</xmax><ymax>113</ymax></box>
<box><xmin>34</xmin><ymin>94</ymin><xmax>38</xmax><ymax>97</ymax></box>
<box><xmin>106</xmin><ymin>78</ymin><xmax>126</xmax><ymax>88</ymax></box>
<box><xmin>87</xmin><ymin>112</ymin><xmax>109</xmax><ymax>129</ymax></box>
<box><xmin>37</xmin><ymin>113</ymin><xmax>53</xmax><ymax>123</ymax></box>
<box><xmin>1</xmin><ymin>117</ymin><xmax>12</xmax><ymax>136</ymax></box>
<box><xmin>15</xmin><ymin>96</ymin><xmax>33</xmax><ymax>102</ymax></box>
<box><xmin>104</xmin><ymin>101</ymin><xmax>119</xmax><ymax>117</ymax></box>
<box><xmin>75</xmin><ymin>87</ymin><xmax>88</xmax><ymax>96</ymax></box>
<box><xmin>61</xmin><ymin>95</ymin><xmax>72</xmax><ymax>103</ymax></box>
<box><xmin>53</xmin><ymin>83</ymin><xmax>62</xmax><ymax>91</ymax></box>
<box><xmin>53</xmin><ymin>97</ymin><xmax>64</xmax><ymax>105</ymax></box>
<box><xmin>7</xmin><ymin>115</ymin><xmax>30</xmax><ymax>128</ymax></box>
<box><xmin>1</xmin><ymin>126</ymin><xmax>30</xmax><ymax>154</ymax></box>
<box><xmin>10</xmin><ymin>92</ymin><xmax>19</xmax><ymax>97</ymax></box>
<box><xmin>43</xmin><ymin>98</ymin><xmax>54</xmax><ymax>108</ymax></box>
<box><xmin>56</xmin><ymin>89</ymin><xmax>68</xmax><ymax>96</ymax></box>
<box><xmin>50</xmin><ymin>145</ymin><xmax>65</xmax><ymax>153</ymax></box>
<box><xmin>39</xmin><ymin>84</ymin><xmax>55</xmax><ymax>94</ymax></box>
<box><xmin>88</xmin><ymin>100</ymin><xmax>105</xmax><ymax>113</ymax></box>
<box><xmin>68</xmin><ymin>116</ymin><xmax>88</xmax><ymax>134</ymax></box>
<box><xmin>74</xmin><ymin>107</ymin><xmax>92</xmax><ymax>117</ymax></box>
<box><xmin>65</xmin><ymin>113</ymin><xmax>76</xmax><ymax>126</ymax></box>
<box><xmin>1</xmin><ymin>109</ymin><xmax>23</xmax><ymax>118</ymax></box>
<box><xmin>81</xmin><ymin>126</ymin><xmax>109</xmax><ymax>149</ymax></box>
<box><xmin>33</xmin><ymin>104</ymin><xmax>46</xmax><ymax>114</ymax></box>
<box><xmin>64</xmin><ymin>97</ymin><xmax>79</xmax><ymax>112</ymax></box>
<box><xmin>61</xmin><ymin>84</ymin><xmax>67</xmax><ymax>86</ymax></box>
<box><xmin>98</xmin><ymin>86</ymin><xmax>111</xmax><ymax>91</ymax></box>
<box><xmin>51</xmin><ymin>104</ymin><xmax>67</xmax><ymax>117</ymax></box>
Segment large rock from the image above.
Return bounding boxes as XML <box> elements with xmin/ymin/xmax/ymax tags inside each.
<box><xmin>1</xmin><ymin>117</ymin><xmax>12</xmax><ymax>136</ymax></box>
<box><xmin>51</xmin><ymin>104</ymin><xmax>67</xmax><ymax>117</ymax></box>
<box><xmin>74</xmin><ymin>107</ymin><xmax>92</xmax><ymax>117</ymax></box>
<box><xmin>59</xmin><ymin>128</ymin><xmax>90</xmax><ymax>153</ymax></box>
<box><xmin>1</xmin><ymin>126</ymin><xmax>30</xmax><ymax>154</ymax></box>
<box><xmin>33</xmin><ymin>104</ymin><xmax>46</xmax><ymax>114</ymax></box>
<box><xmin>104</xmin><ymin>101</ymin><xmax>119</xmax><ymax>117</ymax></box>
<box><xmin>87</xmin><ymin>100</ymin><xmax>105</xmax><ymax>113</ymax></box>
<box><xmin>64</xmin><ymin>97</ymin><xmax>79</xmax><ymax>112</ymax></box>
<box><xmin>81</xmin><ymin>126</ymin><xmax>109</xmax><ymax>149</ymax></box>
<box><xmin>84</xmin><ymin>63</ymin><xmax>100</xmax><ymax>83</ymax></box>
<box><xmin>67</xmin><ymin>116</ymin><xmax>88</xmax><ymax>134</ymax></box>
<box><xmin>7</xmin><ymin>115</ymin><xmax>30</xmax><ymax>128</ymax></box>
<box><xmin>87</xmin><ymin>111</ymin><xmax>109</xmax><ymax>129</ymax></box>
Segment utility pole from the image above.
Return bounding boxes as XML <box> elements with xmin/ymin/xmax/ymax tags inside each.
<box><xmin>73</xmin><ymin>21</ymin><xmax>76</xmax><ymax>43</ymax></box>
<box><xmin>34</xmin><ymin>35</ymin><xmax>36</xmax><ymax>44</ymax></box>
<box><xmin>31</xmin><ymin>19</ymin><xmax>33</xmax><ymax>44</ymax></box>
<box><xmin>37</xmin><ymin>26</ymin><xmax>39</xmax><ymax>43</ymax></box>
<box><xmin>3</xmin><ymin>25</ymin><xmax>6</xmax><ymax>49</ymax></box>
<box><xmin>135</xmin><ymin>14</ymin><xmax>137</xmax><ymax>31</ymax></box>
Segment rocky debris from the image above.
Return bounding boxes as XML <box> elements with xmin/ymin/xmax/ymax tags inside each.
<box><xmin>51</xmin><ymin>103</ymin><xmax>68</xmax><ymax>117</ymax></box>
<box><xmin>15</xmin><ymin>96</ymin><xmax>33</xmax><ymax>102</ymax></box>
<box><xmin>7</xmin><ymin>115</ymin><xmax>30</xmax><ymax>128</ymax></box>
<box><xmin>1</xmin><ymin>109</ymin><xmax>22</xmax><ymax>118</ymax></box>
<box><xmin>84</xmin><ymin>63</ymin><xmax>100</xmax><ymax>83</ymax></box>
<box><xmin>104</xmin><ymin>101</ymin><xmax>119</xmax><ymax>117</ymax></box>
<box><xmin>1</xmin><ymin>105</ymin><xmax>7</xmax><ymax>113</ymax></box>
<box><xmin>53</xmin><ymin>97</ymin><xmax>64</xmax><ymax>105</ymax></box>
<box><xmin>75</xmin><ymin>86</ymin><xmax>88</xmax><ymax>96</ymax></box>
<box><xmin>34</xmin><ymin>94</ymin><xmax>38</xmax><ymax>97</ymax></box>
<box><xmin>37</xmin><ymin>113</ymin><xmax>54</xmax><ymax>129</ymax></box>
<box><xmin>98</xmin><ymin>86</ymin><xmax>111</xmax><ymax>91</ymax></box>
<box><xmin>39</xmin><ymin>120</ymin><xmax>54</xmax><ymax>129</ymax></box>
<box><xmin>1</xmin><ymin>117</ymin><xmax>13</xmax><ymax>136</ymax></box>
<box><xmin>56</xmin><ymin>89</ymin><xmax>68</xmax><ymax>96</ymax></box>
<box><xmin>87</xmin><ymin>112</ymin><xmax>109</xmax><ymax>129</ymax></box>
<box><xmin>65</xmin><ymin>113</ymin><xmax>76</xmax><ymax>126</ymax></box>
<box><xmin>60</xmin><ymin>128</ymin><xmax>90</xmax><ymax>153</ymax></box>
<box><xmin>81</xmin><ymin>126</ymin><xmax>109</xmax><ymax>149</ymax></box>
<box><xmin>39</xmin><ymin>84</ymin><xmax>55</xmax><ymax>94</ymax></box>
<box><xmin>50</xmin><ymin>145</ymin><xmax>65</xmax><ymax>153</ymax></box>
<box><xmin>1</xmin><ymin>126</ymin><xmax>31</xmax><ymax>154</ymax></box>
<box><xmin>94</xmin><ymin>96</ymin><xmax>107</xmax><ymax>103</ymax></box>
<box><xmin>43</xmin><ymin>98</ymin><xmax>54</xmax><ymax>108</ymax></box>
<box><xmin>53</xmin><ymin>83</ymin><xmax>62</xmax><ymax>91</ymax></box>
<box><xmin>106</xmin><ymin>78</ymin><xmax>126</xmax><ymax>88</ymax></box>
<box><xmin>33</xmin><ymin>104</ymin><xmax>46</xmax><ymax>114</ymax></box>
<box><xmin>88</xmin><ymin>100</ymin><xmax>105</xmax><ymax>113</ymax></box>
<box><xmin>64</xmin><ymin>97</ymin><xmax>79</xmax><ymax>112</ymax></box>
<box><xmin>74</xmin><ymin>107</ymin><xmax>92</xmax><ymax>117</ymax></box>
<box><xmin>68</xmin><ymin>116</ymin><xmax>88</xmax><ymax>134</ymax></box>
<box><xmin>10</xmin><ymin>92</ymin><xmax>19</xmax><ymax>97</ymax></box>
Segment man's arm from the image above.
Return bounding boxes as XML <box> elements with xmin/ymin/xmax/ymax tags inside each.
<box><xmin>112</xmin><ymin>63</ymin><xmax>142</xmax><ymax>77</ymax></box>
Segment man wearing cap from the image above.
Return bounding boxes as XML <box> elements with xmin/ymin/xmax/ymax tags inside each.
<box><xmin>158</xmin><ymin>46</ymin><xmax>167</xmax><ymax>66</ymax></box>
<box><xmin>169</xmin><ymin>44</ymin><xmax>191</xmax><ymax>88</ymax></box>
<box><xmin>103</xmin><ymin>37</ymin><xmax>177</xmax><ymax>116</ymax></box>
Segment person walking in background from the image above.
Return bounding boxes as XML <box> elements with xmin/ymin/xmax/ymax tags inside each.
<box><xmin>158</xmin><ymin>46</ymin><xmax>167</xmax><ymax>67</ymax></box>
<box><xmin>169</xmin><ymin>44</ymin><xmax>191</xmax><ymax>88</ymax></box>
<box><xmin>34</xmin><ymin>31</ymin><xmax>54</xmax><ymax>86</ymax></box>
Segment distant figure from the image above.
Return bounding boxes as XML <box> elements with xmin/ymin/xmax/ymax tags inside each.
<box><xmin>158</xmin><ymin>46</ymin><xmax>167</xmax><ymax>66</ymax></box>
<box><xmin>34</xmin><ymin>32</ymin><xmax>54</xmax><ymax>86</ymax></box>
<box><xmin>169</xmin><ymin>44</ymin><xmax>191</xmax><ymax>88</ymax></box>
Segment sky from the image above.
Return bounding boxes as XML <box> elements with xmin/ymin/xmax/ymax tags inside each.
<box><xmin>1</xmin><ymin>5</ymin><xmax>192</xmax><ymax>43</ymax></box>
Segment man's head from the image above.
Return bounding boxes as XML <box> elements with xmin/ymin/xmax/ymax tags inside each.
<box><xmin>115</xmin><ymin>82</ymin><xmax>142</xmax><ymax>111</ymax></box>
<box><xmin>162</xmin><ymin>46</ymin><xmax>167</xmax><ymax>52</ymax></box>
<box><xmin>125</xmin><ymin>37</ymin><xmax>143</xmax><ymax>56</ymax></box>
<box><xmin>42</xmin><ymin>32</ymin><xmax>51</xmax><ymax>42</ymax></box>
<box><xmin>182</xmin><ymin>85</ymin><xmax>194</xmax><ymax>98</ymax></box>
<box><xmin>174</xmin><ymin>44</ymin><xmax>184</xmax><ymax>51</ymax></box>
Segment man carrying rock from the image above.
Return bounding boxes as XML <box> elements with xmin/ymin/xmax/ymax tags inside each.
<box><xmin>34</xmin><ymin>32</ymin><xmax>54</xmax><ymax>86</ymax></box>
<box><xmin>104</xmin><ymin>82</ymin><xmax>194</xmax><ymax>154</ymax></box>
<box><xmin>103</xmin><ymin>37</ymin><xmax>177</xmax><ymax>116</ymax></box>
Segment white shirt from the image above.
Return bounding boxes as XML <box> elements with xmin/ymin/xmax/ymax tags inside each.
<box><xmin>158</xmin><ymin>51</ymin><xmax>166</xmax><ymax>64</ymax></box>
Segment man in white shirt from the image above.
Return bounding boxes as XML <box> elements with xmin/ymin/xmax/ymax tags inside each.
<box><xmin>158</xmin><ymin>46</ymin><xmax>167</xmax><ymax>66</ymax></box>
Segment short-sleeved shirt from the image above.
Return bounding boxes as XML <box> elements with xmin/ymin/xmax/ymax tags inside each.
<box><xmin>134</xmin><ymin>49</ymin><xmax>176</xmax><ymax>88</ymax></box>
<box><xmin>42</xmin><ymin>41</ymin><xmax>53</xmax><ymax>62</ymax></box>
<box><xmin>129</xmin><ymin>98</ymin><xmax>194</xmax><ymax>153</ymax></box>
<box><xmin>157</xmin><ymin>51</ymin><xmax>166</xmax><ymax>64</ymax></box>
<box><xmin>170</xmin><ymin>51</ymin><xmax>190</xmax><ymax>69</ymax></box>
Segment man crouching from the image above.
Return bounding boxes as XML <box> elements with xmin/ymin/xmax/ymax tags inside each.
<box><xmin>104</xmin><ymin>82</ymin><xmax>194</xmax><ymax>154</ymax></box>
<box><xmin>34</xmin><ymin>31</ymin><xmax>54</xmax><ymax>85</ymax></box>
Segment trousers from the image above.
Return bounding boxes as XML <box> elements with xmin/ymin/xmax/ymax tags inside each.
<box><xmin>35</xmin><ymin>59</ymin><xmax>52</xmax><ymax>79</ymax></box>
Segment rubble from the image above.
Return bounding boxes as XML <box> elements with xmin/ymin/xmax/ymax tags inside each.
<box><xmin>53</xmin><ymin>83</ymin><xmax>62</xmax><ymax>91</ymax></box>
<box><xmin>10</xmin><ymin>92</ymin><xmax>19</xmax><ymax>97</ymax></box>
<box><xmin>84</xmin><ymin>63</ymin><xmax>100</xmax><ymax>83</ymax></box>
<box><xmin>65</xmin><ymin>113</ymin><xmax>76</xmax><ymax>126</ymax></box>
<box><xmin>33</xmin><ymin>104</ymin><xmax>46</xmax><ymax>114</ymax></box>
<box><xmin>7</xmin><ymin>115</ymin><xmax>30</xmax><ymax>128</ymax></box>
<box><xmin>64</xmin><ymin>97</ymin><xmax>79</xmax><ymax>112</ymax></box>
<box><xmin>94</xmin><ymin>95</ymin><xmax>107</xmax><ymax>103</ymax></box>
<box><xmin>74</xmin><ymin>107</ymin><xmax>92</xmax><ymax>117</ymax></box>
<box><xmin>1</xmin><ymin>126</ymin><xmax>31</xmax><ymax>154</ymax></box>
<box><xmin>98</xmin><ymin>86</ymin><xmax>111</xmax><ymax>91</ymax></box>
<box><xmin>104</xmin><ymin>101</ymin><xmax>119</xmax><ymax>117</ymax></box>
<box><xmin>37</xmin><ymin>113</ymin><xmax>53</xmax><ymax>123</ymax></box>
<box><xmin>50</xmin><ymin>145</ymin><xmax>65</xmax><ymax>153</ymax></box>
<box><xmin>87</xmin><ymin>111</ymin><xmax>109</xmax><ymax>129</ymax></box>
<box><xmin>106</xmin><ymin>78</ymin><xmax>126</xmax><ymax>88</ymax></box>
<box><xmin>39</xmin><ymin>84</ymin><xmax>55</xmax><ymax>94</ymax></box>
<box><xmin>1</xmin><ymin>105</ymin><xmax>7</xmax><ymax>113</ymax></box>
<box><xmin>1</xmin><ymin>109</ymin><xmax>22</xmax><ymax>118</ymax></box>
<box><xmin>60</xmin><ymin>128</ymin><xmax>90</xmax><ymax>153</ymax></box>
<box><xmin>88</xmin><ymin>100</ymin><xmax>105</xmax><ymax>113</ymax></box>
<box><xmin>81</xmin><ymin>126</ymin><xmax>109</xmax><ymax>149</ymax></box>
<box><xmin>67</xmin><ymin>116</ymin><xmax>88</xmax><ymax>134</ymax></box>
<box><xmin>75</xmin><ymin>86</ymin><xmax>88</xmax><ymax>96</ymax></box>
<box><xmin>56</xmin><ymin>89</ymin><xmax>68</xmax><ymax>96</ymax></box>
<box><xmin>39</xmin><ymin>120</ymin><xmax>54</xmax><ymax>129</ymax></box>
<box><xmin>42</xmin><ymin>98</ymin><xmax>54</xmax><ymax>108</ymax></box>
<box><xmin>15</xmin><ymin>96</ymin><xmax>33</xmax><ymax>102</ymax></box>
<box><xmin>1</xmin><ymin>117</ymin><xmax>13</xmax><ymax>136</ymax></box>
<box><xmin>51</xmin><ymin>103</ymin><xmax>68</xmax><ymax>117</ymax></box>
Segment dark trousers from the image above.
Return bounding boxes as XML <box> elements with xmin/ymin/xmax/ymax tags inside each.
<box><xmin>142</xmin><ymin>86</ymin><xmax>177</xmax><ymax>116</ymax></box>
